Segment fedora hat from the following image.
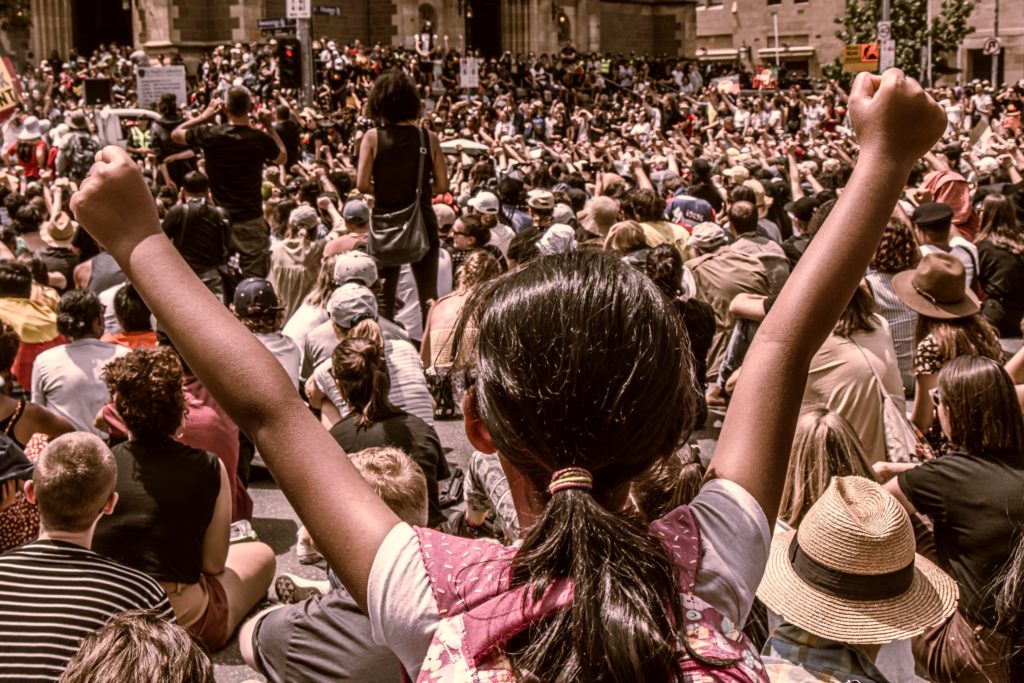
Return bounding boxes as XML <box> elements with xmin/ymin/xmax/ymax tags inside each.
<box><xmin>757</xmin><ymin>477</ymin><xmax>957</xmax><ymax>645</ymax></box>
<box><xmin>892</xmin><ymin>252</ymin><xmax>979</xmax><ymax>320</ymax></box>
<box><xmin>41</xmin><ymin>212</ymin><xmax>76</xmax><ymax>249</ymax></box>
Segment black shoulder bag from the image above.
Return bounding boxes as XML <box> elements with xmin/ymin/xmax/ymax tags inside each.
<box><xmin>367</xmin><ymin>127</ymin><xmax>430</xmax><ymax>269</ymax></box>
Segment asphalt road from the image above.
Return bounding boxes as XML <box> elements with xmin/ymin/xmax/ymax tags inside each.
<box><xmin>212</xmin><ymin>412</ymin><xmax>724</xmax><ymax>682</ymax></box>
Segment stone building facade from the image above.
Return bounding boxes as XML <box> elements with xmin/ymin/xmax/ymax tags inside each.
<box><xmin>18</xmin><ymin>0</ymin><xmax>698</xmax><ymax>67</ymax></box>
<box><xmin>693</xmin><ymin>0</ymin><xmax>1023</xmax><ymax>83</ymax></box>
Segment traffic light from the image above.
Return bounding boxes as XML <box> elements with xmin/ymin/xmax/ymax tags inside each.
<box><xmin>279</xmin><ymin>38</ymin><xmax>301</xmax><ymax>89</ymax></box>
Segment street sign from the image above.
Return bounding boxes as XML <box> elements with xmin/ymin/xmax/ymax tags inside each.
<box><xmin>459</xmin><ymin>57</ymin><xmax>480</xmax><ymax>89</ymax></box>
<box><xmin>257</xmin><ymin>18</ymin><xmax>296</xmax><ymax>30</ymax></box>
<box><xmin>983</xmin><ymin>37</ymin><xmax>1002</xmax><ymax>56</ymax></box>
<box><xmin>879</xmin><ymin>39</ymin><xmax>896</xmax><ymax>72</ymax></box>
<box><xmin>314</xmin><ymin>5</ymin><xmax>341</xmax><ymax>16</ymax></box>
<box><xmin>877</xmin><ymin>21</ymin><xmax>892</xmax><ymax>41</ymax></box>
<box><xmin>843</xmin><ymin>43</ymin><xmax>879</xmax><ymax>73</ymax></box>
<box><xmin>286</xmin><ymin>0</ymin><xmax>311</xmax><ymax>19</ymax></box>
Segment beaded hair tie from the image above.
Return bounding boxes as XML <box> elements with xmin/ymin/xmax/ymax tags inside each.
<box><xmin>548</xmin><ymin>467</ymin><xmax>593</xmax><ymax>495</ymax></box>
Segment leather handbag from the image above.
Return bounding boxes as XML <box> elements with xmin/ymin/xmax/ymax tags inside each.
<box><xmin>367</xmin><ymin>127</ymin><xmax>430</xmax><ymax>269</ymax></box>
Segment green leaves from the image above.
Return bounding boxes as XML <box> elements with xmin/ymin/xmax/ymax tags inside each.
<box><xmin>828</xmin><ymin>0</ymin><xmax>975</xmax><ymax>82</ymax></box>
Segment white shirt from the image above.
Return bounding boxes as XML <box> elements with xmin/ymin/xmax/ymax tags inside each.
<box><xmin>920</xmin><ymin>239</ymin><xmax>979</xmax><ymax>290</ymax></box>
<box><xmin>283</xmin><ymin>303</ymin><xmax>329</xmax><ymax>349</ymax></box>
<box><xmin>255</xmin><ymin>332</ymin><xmax>301</xmax><ymax>392</ymax></box>
<box><xmin>31</xmin><ymin>338</ymin><xmax>129</xmax><ymax>435</ymax></box>
<box><xmin>366</xmin><ymin>478</ymin><xmax>770</xmax><ymax>679</ymax></box>
<box><xmin>313</xmin><ymin>338</ymin><xmax>435</xmax><ymax>427</ymax></box>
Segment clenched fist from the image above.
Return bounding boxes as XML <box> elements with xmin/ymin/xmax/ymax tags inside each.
<box><xmin>69</xmin><ymin>146</ymin><xmax>162</xmax><ymax>257</ymax></box>
<box><xmin>847</xmin><ymin>69</ymin><xmax>946</xmax><ymax>169</ymax></box>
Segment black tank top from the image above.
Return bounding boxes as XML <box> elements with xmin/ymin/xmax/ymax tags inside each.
<box><xmin>92</xmin><ymin>439</ymin><xmax>220</xmax><ymax>584</ymax></box>
<box><xmin>372</xmin><ymin>125</ymin><xmax>434</xmax><ymax>214</ymax></box>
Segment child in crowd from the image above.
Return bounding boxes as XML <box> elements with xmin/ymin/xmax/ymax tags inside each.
<box><xmin>70</xmin><ymin>70</ymin><xmax>948</xmax><ymax>681</ymax></box>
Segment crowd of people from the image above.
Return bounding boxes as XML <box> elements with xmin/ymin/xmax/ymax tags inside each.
<box><xmin>0</xmin><ymin>31</ymin><xmax>1021</xmax><ymax>683</ymax></box>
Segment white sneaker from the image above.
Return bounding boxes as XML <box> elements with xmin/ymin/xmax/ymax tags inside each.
<box><xmin>295</xmin><ymin>529</ymin><xmax>324</xmax><ymax>565</ymax></box>
<box><xmin>273</xmin><ymin>574</ymin><xmax>330</xmax><ymax>604</ymax></box>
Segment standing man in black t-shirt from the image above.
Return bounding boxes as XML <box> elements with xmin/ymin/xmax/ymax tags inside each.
<box><xmin>172</xmin><ymin>86</ymin><xmax>286</xmax><ymax>278</ymax></box>
<box><xmin>273</xmin><ymin>104</ymin><xmax>301</xmax><ymax>171</ymax></box>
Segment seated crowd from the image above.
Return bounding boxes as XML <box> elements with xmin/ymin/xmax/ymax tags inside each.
<box><xmin>0</xmin><ymin>35</ymin><xmax>1023</xmax><ymax>683</ymax></box>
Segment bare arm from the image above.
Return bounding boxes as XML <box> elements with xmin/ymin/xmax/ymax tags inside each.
<box><xmin>70</xmin><ymin>147</ymin><xmax>399</xmax><ymax>611</ymax></box>
<box><xmin>201</xmin><ymin>460</ymin><xmax>232</xmax><ymax>576</ymax></box>
<box><xmin>171</xmin><ymin>98</ymin><xmax>222</xmax><ymax>146</ymax></box>
<box><xmin>429</xmin><ymin>131</ymin><xmax>449</xmax><ymax>196</ymax></box>
<box><xmin>356</xmin><ymin>129</ymin><xmax>376</xmax><ymax>195</ymax></box>
<box><xmin>706</xmin><ymin>70</ymin><xmax>947</xmax><ymax>524</ymax></box>
<box><xmin>728</xmin><ymin>293</ymin><xmax>769</xmax><ymax>321</ymax></box>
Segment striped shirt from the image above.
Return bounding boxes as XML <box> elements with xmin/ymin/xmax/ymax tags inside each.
<box><xmin>0</xmin><ymin>539</ymin><xmax>173</xmax><ymax>681</ymax></box>
<box><xmin>314</xmin><ymin>338</ymin><xmax>435</xmax><ymax>427</ymax></box>
<box><xmin>865</xmin><ymin>270</ymin><xmax>918</xmax><ymax>397</ymax></box>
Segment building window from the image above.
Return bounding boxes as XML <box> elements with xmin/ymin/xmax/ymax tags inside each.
<box><xmin>708</xmin><ymin>0</ymin><xmax>723</xmax><ymax>8</ymax></box>
<box><xmin>794</xmin><ymin>0</ymin><xmax>809</xmax><ymax>4</ymax></box>
<box><xmin>767</xmin><ymin>0</ymin><xmax>781</xmax><ymax>5</ymax></box>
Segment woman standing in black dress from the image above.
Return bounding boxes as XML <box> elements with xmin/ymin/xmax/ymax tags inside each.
<box><xmin>356</xmin><ymin>69</ymin><xmax>448</xmax><ymax>323</ymax></box>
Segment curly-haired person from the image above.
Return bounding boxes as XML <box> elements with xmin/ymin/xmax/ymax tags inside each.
<box><xmin>91</xmin><ymin>347</ymin><xmax>275</xmax><ymax>651</ymax></box>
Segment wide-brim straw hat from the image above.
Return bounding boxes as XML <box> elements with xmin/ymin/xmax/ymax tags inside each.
<box><xmin>757</xmin><ymin>477</ymin><xmax>957</xmax><ymax>645</ymax></box>
<box><xmin>41</xmin><ymin>212</ymin><xmax>76</xmax><ymax>249</ymax></box>
<box><xmin>893</xmin><ymin>252</ymin><xmax>979</xmax><ymax>320</ymax></box>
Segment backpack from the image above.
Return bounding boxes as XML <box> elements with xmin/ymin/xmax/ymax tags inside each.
<box><xmin>65</xmin><ymin>133</ymin><xmax>101</xmax><ymax>183</ymax></box>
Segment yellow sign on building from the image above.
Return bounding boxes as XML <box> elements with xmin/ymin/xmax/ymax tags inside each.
<box><xmin>843</xmin><ymin>43</ymin><xmax>879</xmax><ymax>73</ymax></box>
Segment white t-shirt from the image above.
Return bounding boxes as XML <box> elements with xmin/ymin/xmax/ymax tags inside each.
<box><xmin>31</xmin><ymin>338</ymin><xmax>129</xmax><ymax>435</ymax></box>
<box><xmin>255</xmin><ymin>331</ymin><xmax>301</xmax><ymax>392</ymax></box>
<box><xmin>366</xmin><ymin>478</ymin><xmax>770</xmax><ymax>679</ymax></box>
<box><xmin>283</xmin><ymin>303</ymin><xmax>329</xmax><ymax>349</ymax></box>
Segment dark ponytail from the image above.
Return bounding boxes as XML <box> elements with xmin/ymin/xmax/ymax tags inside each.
<box><xmin>457</xmin><ymin>250</ymin><xmax>700</xmax><ymax>681</ymax></box>
<box><xmin>331</xmin><ymin>337</ymin><xmax>401</xmax><ymax>428</ymax></box>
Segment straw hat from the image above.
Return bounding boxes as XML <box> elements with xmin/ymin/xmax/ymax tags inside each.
<box><xmin>41</xmin><ymin>212</ymin><xmax>76</xmax><ymax>249</ymax></box>
<box><xmin>757</xmin><ymin>477</ymin><xmax>957</xmax><ymax>645</ymax></box>
<box><xmin>892</xmin><ymin>252</ymin><xmax>979</xmax><ymax>320</ymax></box>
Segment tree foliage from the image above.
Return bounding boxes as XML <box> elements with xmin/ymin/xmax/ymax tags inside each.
<box><xmin>823</xmin><ymin>0</ymin><xmax>975</xmax><ymax>82</ymax></box>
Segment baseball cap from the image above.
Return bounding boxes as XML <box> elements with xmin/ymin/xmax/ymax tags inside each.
<box><xmin>289</xmin><ymin>205</ymin><xmax>319</xmax><ymax>230</ymax></box>
<box><xmin>723</xmin><ymin>166</ymin><xmax>750</xmax><ymax>183</ymax></box>
<box><xmin>468</xmin><ymin>191</ymin><xmax>500</xmax><ymax>215</ymax></box>
<box><xmin>553</xmin><ymin>203</ymin><xmax>575</xmax><ymax>225</ymax></box>
<box><xmin>233</xmin><ymin>278</ymin><xmax>283</xmax><ymax>316</ymax></box>
<box><xmin>333</xmin><ymin>250</ymin><xmax>378</xmax><ymax>287</ymax></box>
<box><xmin>329</xmin><ymin>283</ymin><xmax>378</xmax><ymax>329</ymax></box>
<box><xmin>690</xmin><ymin>222</ymin><xmax>727</xmax><ymax>252</ymax></box>
<box><xmin>342</xmin><ymin>199</ymin><xmax>370</xmax><ymax>226</ymax></box>
<box><xmin>433</xmin><ymin>203</ymin><xmax>456</xmax><ymax>229</ymax></box>
<box><xmin>527</xmin><ymin>190</ymin><xmax>555</xmax><ymax>211</ymax></box>
<box><xmin>580</xmin><ymin>196</ymin><xmax>620</xmax><ymax>237</ymax></box>
<box><xmin>784</xmin><ymin>196</ymin><xmax>820</xmax><ymax>223</ymax></box>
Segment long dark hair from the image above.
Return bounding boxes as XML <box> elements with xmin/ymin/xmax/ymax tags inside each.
<box><xmin>456</xmin><ymin>250</ymin><xmax>698</xmax><ymax>681</ymax></box>
<box><xmin>938</xmin><ymin>356</ymin><xmax>1024</xmax><ymax>455</ymax></box>
<box><xmin>994</xmin><ymin>528</ymin><xmax>1024</xmax><ymax>680</ymax></box>
<box><xmin>331</xmin><ymin>337</ymin><xmax>401</xmax><ymax>429</ymax></box>
<box><xmin>978</xmin><ymin>193</ymin><xmax>1024</xmax><ymax>256</ymax></box>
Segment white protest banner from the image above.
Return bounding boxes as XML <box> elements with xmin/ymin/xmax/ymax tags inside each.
<box><xmin>136</xmin><ymin>66</ymin><xmax>187</xmax><ymax>110</ymax></box>
<box><xmin>459</xmin><ymin>57</ymin><xmax>480</xmax><ymax>89</ymax></box>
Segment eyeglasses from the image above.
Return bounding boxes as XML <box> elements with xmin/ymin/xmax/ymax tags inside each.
<box><xmin>928</xmin><ymin>387</ymin><xmax>942</xmax><ymax>407</ymax></box>
<box><xmin>452</xmin><ymin>230</ymin><xmax>470</xmax><ymax>237</ymax></box>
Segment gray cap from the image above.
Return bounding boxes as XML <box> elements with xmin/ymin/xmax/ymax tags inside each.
<box><xmin>289</xmin><ymin>205</ymin><xmax>319</xmax><ymax>229</ymax></box>
<box><xmin>329</xmin><ymin>283</ymin><xmax>378</xmax><ymax>329</ymax></box>
<box><xmin>332</xmin><ymin>249</ymin><xmax>378</xmax><ymax>287</ymax></box>
<box><xmin>342</xmin><ymin>199</ymin><xmax>370</xmax><ymax>226</ymax></box>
